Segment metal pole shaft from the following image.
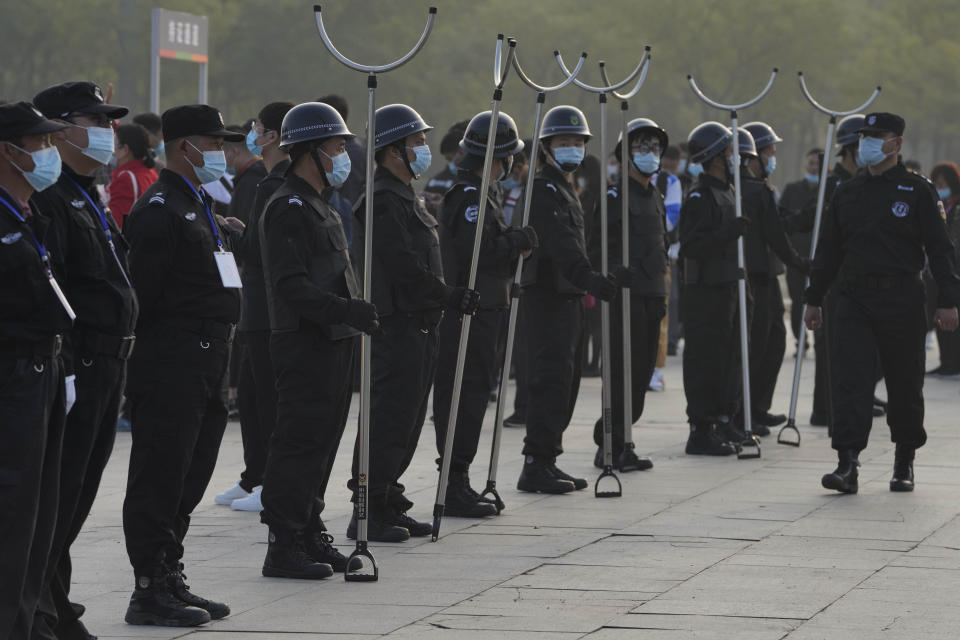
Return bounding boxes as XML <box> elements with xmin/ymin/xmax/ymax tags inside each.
<box><xmin>198</xmin><ymin>63</ymin><xmax>208</xmax><ymax>104</ymax></box>
<box><xmin>731</xmin><ymin>111</ymin><xmax>753</xmax><ymax>436</ymax></box>
<box><xmin>150</xmin><ymin>10</ymin><xmax>160</xmax><ymax>114</ymax></box>
<box><xmin>619</xmin><ymin>101</ymin><xmax>634</xmax><ymax>453</ymax></box>
<box><xmin>599</xmin><ymin>93</ymin><xmax>615</xmax><ymax>468</ymax></box>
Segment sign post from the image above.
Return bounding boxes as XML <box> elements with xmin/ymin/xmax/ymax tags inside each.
<box><xmin>150</xmin><ymin>8</ymin><xmax>210</xmax><ymax>112</ymax></box>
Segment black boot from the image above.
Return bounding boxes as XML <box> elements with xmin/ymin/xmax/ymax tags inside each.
<box><xmin>716</xmin><ymin>416</ymin><xmax>747</xmax><ymax>445</ymax></box>
<box><xmin>755</xmin><ymin>412</ymin><xmax>787</xmax><ymax>428</ymax></box>
<box><xmin>822</xmin><ymin>450</ymin><xmax>860</xmax><ymax>494</ymax></box>
<box><xmin>618</xmin><ymin>447</ymin><xmax>654</xmax><ymax>472</ymax></box>
<box><xmin>444</xmin><ymin>471</ymin><xmax>497</xmax><ymax>517</ymax></box>
<box><xmin>346</xmin><ymin>513</ymin><xmax>410</xmax><ymax>542</ymax></box>
<box><xmin>890</xmin><ymin>444</ymin><xmax>915</xmax><ymax>492</ymax></box>
<box><xmin>262</xmin><ymin>529</ymin><xmax>334</xmax><ymax>579</ymax></box>
<box><xmin>165</xmin><ymin>561</ymin><xmax>230</xmax><ymax>619</ymax></box>
<box><xmin>517</xmin><ymin>457</ymin><xmax>575</xmax><ymax>494</ymax></box>
<box><xmin>304</xmin><ymin>526</ymin><xmax>361</xmax><ymax>572</ymax></box>
<box><xmin>124</xmin><ymin>566</ymin><xmax>211</xmax><ymax>627</ymax></box>
<box><xmin>685</xmin><ymin>423</ymin><xmax>737</xmax><ymax>456</ymax></box>
<box><xmin>547</xmin><ymin>462</ymin><xmax>587</xmax><ymax>490</ymax></box>
<box><xmin>391</xmin><ymin>510</ymin><xmax>432</xmax><ymax>537</ymax></box>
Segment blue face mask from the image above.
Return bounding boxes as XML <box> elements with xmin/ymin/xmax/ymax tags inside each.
<box><xmin>552</xmin><ymin>145</ymin><xmax>585</xmax><ymax>172</ymax></box>
<box><xmin>804</xmin><ymin>172</ymin><xmax>819</xmax><ymax>184</ymax></box>
<box><xmin>320</xmin><ymin>148</ymin><xmax>351</xmax><ymax>187</ymax></box>
<box><xmin>677</xmin><ymin>159</ymin><xmax>687</xmax><ymax>175</ymax></box>
<box><xmin>501</xmin><ymin>176</ymin><xmax>521</xmax><ymax>191</ymax></box>
<box><xmin>938</xmin><ymin>187</ymin><xmax>951</xmax><ymax>200</ymax></box>
<box><xmin>187</xmin><ymin>141</ymin><xmax>228</xmax><ymax>184</ymax></box>
<box><xmin>246</xmin><ymin>128</ymin><xmax>262</xmax><ymax>156</ymax></box>
<box><xmin>10</xmin><ymin>144</ymin><xmax>62</xmax><ymax>192</ymax></box>
<box><xmin>765</xmin><ymin>155</ymin><xmax>777</xmax><ymax>175</ymax></box>
<box><xmin>687</xmin><ymin>162</ymin><xmax>703</xmax><ymax>177</ymax></box>
<box><xmin>407</xmin><ymin>144</ymin><xmax>431</xmax><ymax>176</ymax></box>
<box><xmin>858</xmin><ymin>136</ymin><xmax>892</xmax><ymax>167</ymax></box>
<box><xmin>67</xmin><ymin>125</ymin><xmax>115</xmax><ymax>165</ymax></box>
<box><xmin>448</xmin><ymin>161</ymin><xmax>457</xmax><ymax>174</ymax></box>
<box><xmin>632</xmin><ymin>151</ymin><xmax>660</xmax><ymax>175</ymax></box>
<box><xmin>855</xmin><ymin>150</ymin><xmax>867</xmax><ymax>168</ymax></box>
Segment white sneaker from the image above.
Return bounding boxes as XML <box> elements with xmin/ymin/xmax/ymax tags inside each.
<box><xmin>648</xmin><ymin>368</ymin><xmax>665</xmax><ymax>392</ymax></box>
<box><xmin>214</xmin><ymin>482</ymin><xmax>250</xmax><ymax>506</ymax></box>
<box><xmin>231</xmin><ymin>486</ymin><xmax>263</xmax><ymax>511</ymax></box>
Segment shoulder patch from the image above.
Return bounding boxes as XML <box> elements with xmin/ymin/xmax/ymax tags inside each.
<box><xmin>891</xmin><ymin>201</ymin><xmax>910</xmax><ymax>218</ymax></box>
<box><xmin>546</xmin><ymin>183</ymin><xmax>558</xmax><ymax>193</ymax></box>
<box><xmin>1</xmin><ymin>231</ymin><xmax>22</xmax><ymax>245</ymax></box>
<box><xmin>688</xmin><ymin>191</ymin><xmax>702</xmax><ymax>199</ymax></box>
<box><xmin>463</xmin><ymin>186</ymin><xmax>478</xmax><ymax>193</ymax></box>
<box><xmin>464</xmin><ymin>204</ymin><xmax>479</xmax><ymax>223</ymax></box>
<box><xmin>69</xmin><ymin>199</ymin><xmax>85</xmax><ymax>210</ymax></box>
<box><xmin>288</xmin><ymin>196</ymin><xmax>304</xmax><ymax>207</ymax></box>
<box><xmin>896</xmin><ymin>184</ymin><xmax>914</xmax><ymax>192</ymax></box>
<box><xmin>607</xmin><ymin>187</ymin><xmax>618</xmax><ymax>197</ymax></box>
<box><xmin>184</xmin><ymin>212</ymin><xmax>197</xmax><ymax>221</ymax></box>
<box><xmin>148</xmin><ymin>193</ymin><xmax>165</xmax><ymax>205</ymax></box>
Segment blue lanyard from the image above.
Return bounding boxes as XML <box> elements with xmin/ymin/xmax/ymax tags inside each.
<box><xmin>63</xmin><ymin>174</ymin><xmax>113</xmax><ymax>242</ymax></box>
<box><xmin>0</xmin><ymin>192</ymin><xmax>52</xmax><ymax>275</ymax></box>
<box><xmin>177</xmin><ymin>174</ymin><xmax>223</xmax><ymax>249</ymax></box>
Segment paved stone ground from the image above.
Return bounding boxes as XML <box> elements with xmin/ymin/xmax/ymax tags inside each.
<box><xmin>70</xmin><ymin>333</ymin><xmax>960</xmax><ymax>639</ymax></box>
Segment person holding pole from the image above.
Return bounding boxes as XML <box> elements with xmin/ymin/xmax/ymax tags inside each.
<box><xmin>806</xmin><ymin>112</ymin><xmax>960</xmax><ymax>494</ymax></box>
<box><xmin>257</xmin><ymin>102</ymin><xmax>377</xmax><ymax>578</ymax></box>
<box><xmin>519</xmin><ymin>105</ymin><xmax>624</xmax><ymax>493</ymax></box>
<box><xmin>433</xmin><ymin>111</ymin><xmax>534</xmax><ymax>513</ymax></box>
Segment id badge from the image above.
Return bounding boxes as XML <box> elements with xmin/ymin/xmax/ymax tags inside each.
<box><xmin>48</xmin><ymin>274</ymin><xmax>77</xmax><ymax>321</ymax></box>
<box><xmin>214</xmin><ymin>250</ymin><xmax>242</xmax><ymax>288</ymax></box>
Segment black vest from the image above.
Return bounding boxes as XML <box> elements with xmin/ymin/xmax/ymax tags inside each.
<box><xmin>684</xmin><ymin>184</ymin><xmax>740</xmax><ymax>285</ymax></box>
<box><xmin>620</xmin><ymin>180</ymin><xmax>668</xmax><ymax>297</ymax></box>
<box><xmin>522</xmin><ymin>174</ymin><xmax>587</xmax><ymax>295</ymax></box>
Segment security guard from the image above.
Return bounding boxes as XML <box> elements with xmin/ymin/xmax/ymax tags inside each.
<box><xmin>519</xmin><ymin>105</ymin><xmax>624</xmax><ymax>493</ymax></box>
<box><xmin>679</xmin><ymin>122</ymin><xmax>748</xmax><ymax>456</ymax></box>
<box><xmin>122</xmin><ymin>105</ymin><xmax>242</xmax><ymax>626</ymax></box>
<box><xmin>27</xmin><ymin>82</ymin><xmax>136</xmax><ymax>639</ymax></box>
<box><xmin>421</xmin><ymin>120</ymin><xmax>467</xmax><ymax>215</ymax></box>
<box><xmin>0</xmin><ymin>102</ymin><xmax>71</xmax><ymax>640</ymax></box>
<box><xmin>806</xmin><ymin>112</ymin><xmax>960</xmax><ymax>494</ymax></box>
<box><xmin>740</xmin><ymin>122</ymin><xmax>808</xmax><ymax>435</ymax></box>
<box><xmin>433</xmin><ymin>110</ymin><xmax>534</xmax><ymax>512</ymax></box>
<box><xmin>258</xmin><ymin>102</ymin><xmax>378</xmax><ymax>578</ymax></box>
<box><xmin>349</xmin><ymin>104</ymin><xmax>480</xmax><ymax>540</ymax></box>
<box><xmin>591</xmin><ymin>118</ymin><xmax>668</xmax><ymax>472</ymax></box>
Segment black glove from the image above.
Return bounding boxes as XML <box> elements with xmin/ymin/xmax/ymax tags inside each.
<box><xmin>448</xmin><ymin>287</ymin><xmax>480</xmax><ymax>315</ymax></box>
<box><xmin>611</xmin><ymin>265</ymin><xmax>635</xmax><ymax>289</ymax></box>
<box><xmin>584</xmin><ymin>271</ymin><xmax>619</xmax><ymax>302</ymax></box>
<box><xmin>505</xmin><ymin>226</ymin><xmax>539</xmax><ymax>252</ymax></box>
<box><xmin>343</xmin><ymin>299</ymin><xmax>380</xmax><ymax>334</ymax></box>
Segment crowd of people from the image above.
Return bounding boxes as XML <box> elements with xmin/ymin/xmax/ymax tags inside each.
<box><xmin>2</xmin><ymin>78</ymin><xmax>959</xmax><ymax>640</ymax></box>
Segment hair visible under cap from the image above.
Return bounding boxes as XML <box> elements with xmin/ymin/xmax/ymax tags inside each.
<box><xmin>259</xmin><ymin>101</ymin><xmax>294</xmax><ymax>135</ymax></box>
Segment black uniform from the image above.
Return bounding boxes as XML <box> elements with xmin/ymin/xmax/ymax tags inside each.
<box><xmin>934</xmin><ymin>195</ymin><xmax>960</xmax><ymax>371</ymax></box>
<box><xmin>259</xmin><ymin>174</ymin><xmax>360</xmax><ymax>534</ymax></box>
<box><xmin>679</xmin><ymin>174</ymin><xmax>745</xmax><ymax>424</ymax></box>
<box><xmin>780</xmin><ymin>177</ymin><xmax>819</xmax><ymax>344</ymax></box>
<box><xmin>227</xmin><ymin>160</ymin><xmax>267</xmax><ymax>225</ymax></box>
<box><xmin>0</xmin><ymin>188</ymin><xmax>70</xmax><ymax>640</ymax></box>
<box><xmin>122</xmin><ymin>169</ymin><xmax>241</xmax><ymax>575</ymax></box>
<box><xmin>806</xmin><ymin>162</ymin><xmax>960</xmax><ymax>452</ymax></box>
<box><xmin>235</xmin><ymin>159</ymin><xmax>288</xmax><ymax>493</ymax></box>
<box><xmin>590</xmin><ymin>178</ymin><xmax>668</xmax><ymax>454</ymax></box>
<box><xmin>351</xmin><ymin>167</ymin><xmax>449</xmax><ymax>513</ymax></box>
<box><xmin>434</xmin><ymin>171</ymin><xmax>523</xmax><ymax>471</ymax></box>
<box><xmin>421</xmin><ymin>164</ymin><xmax>457</xmax><ymax>216</ymax></box>
<box><xmin>29</xmin><ymin>167</ymin><xmax>138</xmax><ymax>636</ymax></box>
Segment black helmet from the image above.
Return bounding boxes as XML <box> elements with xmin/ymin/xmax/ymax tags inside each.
<box><xmin>614</xmin><ymin>117</ymin><xmax>668</xmax><ymax>159</ymax></box>
<box><xmin>280</xmin><ymin>102</ymin><xmax>353</xmax><ymax>150</ymax></box>
<box><xmin>374</xmin><ymin>104</ymin><xmax>432</xmax><ymax>150</ymax></box>
<box><xmin>836</xmin><ymin>114</ymin><xmax>865</xmax><ymax>147</ymax></box>
<box><xmin>687</xmin><ymin>121</ymin><xmax>732</xmax><ymax>164</ymax></box>
<box><xmin>459</xmin><ymin>110</ymin><xmax>524</xmax><ymax>158</ymax></box>
<box><xmin>736</xmin><ymin>127</ymin><xmax>758</xmax><ymax>158</ymax></box>
<box><xmin>539</xmin><ymin>105</ymin><xmax>592</xmax><ymax>141</ymax></box>
<box><xmin>743</xmin><ymin>121</ymin><xmax>782</xmax><ymax>150</ymax></box>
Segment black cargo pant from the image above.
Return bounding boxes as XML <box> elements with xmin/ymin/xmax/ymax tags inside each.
<box><xmin>237</xmin><ymin>330</ymin><xmax>276</xmax><ymax>492</ymax></box>
<box><xmin>123</xmin><ymin>324</ymin><xmax>230</xmax><ymax>573</ymax></box>
<box><xmin>511</xmin><ymin>304</ymin><xmax>529</xmax><ymax>419</ymax></box>
<box><xmin>522</xmin><ymin>288</ymin><xmax>584</xmax><ymax>460</ymax></box>
<box><xmin>749</xmin><ymin>277</ymin><xmax>787</xmax><ymax>415</ymax></box>
<box><xmin>593</xmin><ymin>294</ymin><xmax>665</xmax><ymax>453</ymax></box>
<box><xmin>0</xmin><ymin>345</ymin><xmax>64</xmax><ymax>640</ymax></box>
<box><xmin>37</xmin><ymin>345</ymin><xmax>124</xmax><ymax>636</ymax></box>
<box><xmin>261</xmin><ymin>331</ymin><xmax>355</xmax><ymax>533</ymax></box>
<box><xmin>831</xmin><ymin>281</ymin><xmax>927</xmax><ymax>452</ymax></box>
<box><xmin>353</xmin><ymin>314</ymin><xmax>437</xmax><ymax>512</ymax></box>
<box><xmin>812</xmin><ymin>290</ymin><xmax>837</xmax><ymax>422</ymax></box>
<box><xmin>682</xmin><ymin>282</ymin><xmax>742</xmax><ymax>424</ymax></box>
<box><xmin>434</xmin><ymin>308</ymin><xmax>505</xmax><ymax>473</ymax></box>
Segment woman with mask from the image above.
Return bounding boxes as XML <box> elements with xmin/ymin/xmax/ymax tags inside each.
<box><xmin>107</xmin><ymin>124</ymin><xmax>158</xmax><ymax>229</ymax></box>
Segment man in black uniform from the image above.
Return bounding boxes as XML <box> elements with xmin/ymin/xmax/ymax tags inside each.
<box><xmin>421</xmin><ymin>121</ymin><xmax>467</xmax><ymax>216</ymax></box>
<box><xmin>807</xmin><ymin>112</ymin><xmax>960</xmax><ymax>494</ymax></box>
<box><xmin>258</xmin><ymin>102</ymin><xmax>379</xmax><ymax>578</ymax></box>
<box><xmin>224</xmin><ymin>123</ymin><xmax>266</xmax><ymax>226</ymax></box>
<box><xmin>781</xmin><ymin>148</ymin><xmax>822</xmax><ymax>352</ymax></box>
<box><xmin>31</xmin><ymin>81</ymin><xmax>137</xmax><ymax>640</ymax></box>
<box><xmin>122</xmin><ymin>105</ymin><xmax>243</xmax><ymax>627</ymax></box>
<box><xmin>215</xmin><ymin>102</ymin><xmax>294</xmax><ymax>513</ymax></box>
<box><xmin>520</xmin><ymin>105</ymin><xmax>624</xmax><ymax>493</ymax></box>
<box><xmin>679</xmin><ymin>122</ymin><xmax>747</xmax><ymax>456</ymax></box>
<box><xmin>590</xmin><ymin>118</ymin><xmax>669</xmax><ymax>472</ymax></box>
<box><xmin>741</xmin><ymin>122</ymin><xmax>809</xmax><ymax>435</ymax></box>
<box><xmin>0</xmin><ymin>102</ymin><xmax>71</xmax><ymax>640</ymax></box>
<box><xmin>433</xmin><ymin>111</ymin><xmax>535</xmax><ymax>512</ymax></box>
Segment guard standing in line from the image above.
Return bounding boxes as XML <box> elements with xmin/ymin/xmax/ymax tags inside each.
<box><xmin>258</xmin><ymin>102</ymin><xmax>379</xmax><ymax>578</ymax></box>
<box><xmin>349</xmin><ymin>104</ymin><xmax>480</xmax><ymax>540</ymax></box>
<box><xmin>433</xmin><ymin>111</ymin><xmax>535</xmax><ymax>512</ymax></box>
<box><xmin>0</xmin><ymin>102</ymin><xmax>71</xmax><ymax>640</ymax></box>
<box><xmin>30</xmin><ymin>82</ymin><xmax>137</xmax><ymax>640</ymax></box>
<box><xmin>421</xmin><ymin>120</ymin><xmax>467</xmax><ymax>216</ymax></box>
<box><xmin>122</xmin><ymin>105</ymin><xmax>243</xmax><ymax>627</ymax></box>
<box><xmin>806</xmin><ymin>112</ymin><xmax>960</xmax><ymax>494</ymax></box>
<box><xmin>590</xmin><ymin>118</ymin><xmax>669</xmax><ymax>472</ymax></box>
<box><xmin>519</xmin><ymin>105</ymin><xmax>625</xmax><ymax>493</ymax></box>
<box><xmin>740</xmin><ymin>121</ymin><xmax>809</xmax><ymax>435</ymax></box>
<box><xmin>679</xmin><ymin>122</ymin><xmax>748</xmax><ymax>456</ymax></box>
<box><xmin>215</xmin><ymin>102</ymin><xmax>295</xmax><ymax>513</ymax></box>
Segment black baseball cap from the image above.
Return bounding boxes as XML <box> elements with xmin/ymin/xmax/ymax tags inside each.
<box><xmin>857</xmin><ymin>112</ymin><xmax>905</xmax><ymax>137</ymax></box>
<box><xmin>161</xmin><ymin>105</ymin><xmax>244</xmax><ymax>143</ymax></box>
<box><xmin>0</xmin><ymin>101</ymin><xmax>68</xmax><ymax>140</ymax></box>
<box><xmin>33</xmin><ymin>82</ymin><xmax>129</xmax><ymax>120</ymax></box>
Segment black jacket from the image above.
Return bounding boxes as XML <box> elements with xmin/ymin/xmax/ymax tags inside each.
<box><xmin>740</xmin><ymin>171</ymin><xmax>805</xmax><ymax>278</ymax></box>
<box><xmin>679</xmin><ymin>174</ymin><xmax>741</xmax><ymax>285</ymax></box>
<box><xmin>227</xmin><ymin>159</ymin><xmax>267</xmax><ymax>226</ymax></box>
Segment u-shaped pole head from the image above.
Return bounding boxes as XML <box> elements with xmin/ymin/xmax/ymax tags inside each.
<box><xmin>556</xmin><ymin>49</ymin><xmax>649</xmax><ymax>94</ymax></box>
<box><xmin>797</xmin><ymin>71</ymin><xmax>882</xmax><ymax>118</ymax></box>
<box><xmin>513</xmin><ymin>49</ymin><xmax>587</xmax><ymax>93</ymax></box>
<box><xmin>599</xmin><ymin>46</ymin><xmax>652</xmax><ymax>101</ymax></box>
<box><xmin>688</xmin><ymin>68</ymin><xmax>778</xmax><ymax>110</ymax></box>
<box><xmin>496</xmin><ymin>37</ymin><xmax>518</xmax><ymax>89</ymax></box>
<box><xmin>314</xmin><ymin>5</ymin><xmax>437</xmax><ymax>73</ymax></box>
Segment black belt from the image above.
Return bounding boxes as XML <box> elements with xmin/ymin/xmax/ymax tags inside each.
<box><xmin>0</xmin><ymin>335</ymin><xmax>63</xmax><ymax>359</ymax></box>
<box><xmin>160</xmin><ymin>317</ymin><xmax>237</xmax><ymax>342</ymax></box>
<box><xmin>75</xmin><ymin>328</ymin><xmax>136</xmax><ymax>360</ymax></box>
<box><xmin>843</xmin><ymin>273</ymin><xmax>921</xmax><ymax>290</ymax></box>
